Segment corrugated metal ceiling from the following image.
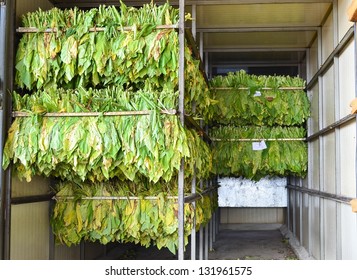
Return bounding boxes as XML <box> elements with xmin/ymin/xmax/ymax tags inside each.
<box><xmin>195</xmin><ymin>3</ymin><xmax>330</xmax><ymax>28</ymax></box>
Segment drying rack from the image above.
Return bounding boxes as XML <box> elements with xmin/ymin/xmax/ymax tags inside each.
<box><xmin>10</xmin><ymin>0</ymin><xmax>217</xmax><ymax>261</ymax></box>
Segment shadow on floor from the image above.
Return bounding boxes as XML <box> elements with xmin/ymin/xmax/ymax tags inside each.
<box><xmin>209</xmin><ymin>229</ymin><xmax>298</xmax><ymax>260</ymax></box>
<box><xmin>100</xmin><ymin>227</ymin><xmax>298</xmax><ymax>260</ymax></box>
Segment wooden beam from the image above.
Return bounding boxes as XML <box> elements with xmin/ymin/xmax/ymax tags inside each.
<box><xmin>348</xmin><ymin>0</ymin><xmax>357</xmax><ymax>22</ymax></box>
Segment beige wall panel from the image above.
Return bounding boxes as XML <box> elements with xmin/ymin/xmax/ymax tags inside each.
<box><xmin>295</xmin><ymin>192</ymin><xmax>301</xmax><ymax>241</ymax></box>
<box><xmin>288</xmin><ymin>191</ymin><xmax>295</xmax><ymax>232</ymax></box>
<box><xmin>10</xmin><ymin>202</ymin><xmax>50</xmax><ymax>259</ymax></box>
<box><xmin>322</xmin><ymin>13</ymin><xmax>334</xmax><ymax>63</ymax></box>
<box><xmin>322</xmin><ymin>66</ymin><xmax>335</xmax><ymax>127</ymax></box>
<box><xmin>340</xmin><ymin>122</ymin><xmax>356</xmax><ymax>197</ymax></box>
<box><xmin>308</xmin><ymin>39</ymin><xmax>318</xmax><ymax>79</ymax></box>
<box><xmin>16</xmin><ymin>0</ymin><xmax>53</xmax><ymax>24</ymax></box>
<box><xmin>324</xmin><ymin>199</ymin><xmax>337</xmax><ymax>259</ymax></box>
<box><xmin>310</xmin><ymin>196</ymin><xmax>321</xmax><ymax>259</ymax></box>
<box><xmin>220</xmin><ymin>208</ymin><xmax>229</xmax><ymax>224</ymax></box>
<box><xmin>54</xmin><ymin>244</ymin><xmax>80</xmax><ymax>260</ymax></box>
<box><xmin>341</xmin><ymin>204</ymin><xmax>357</xmax><ymax>259</ymax></box>
<box><xmin>309</xmin><ymin>85</ymin><xmax>320</xmax><ymax>135</ymax></box>
<box><xmin>220</xmin><ymin>207</ymin><xmax>285</xmax><ymax>224</ymax></box>
<box><xmin>338</xmin><ymin>0</ymin><xmax>354</xmax><ymax>42</ymax></box>
<box><xmin>339</xmin><ymin>41</ymin><xmax>355</xmax><ymax>118</ymax></box>
<box><xmin>302</xmin><ymin>193</ymin><xmax>310</xmax><ymax>250</ymax></box>
<box><xmin>310</xmin><ymin>140</ymin><xmax>320</xmax><ymax>191</ymax></box>
<box><xmin>323</xmin><ymin>132</ymin><xmax>336</xmax><ymax>194</ymax></box>
<box><xmin>12</xmin><ymin>175</ymin><xmax>51</xmax><ymax>197</ymax></box>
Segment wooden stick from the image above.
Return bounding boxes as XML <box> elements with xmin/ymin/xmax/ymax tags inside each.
<box><xmin>211</xmin><ymin>138</ymin><xmax>306</xmax><ymax>142</ymax></box>
<box><xmin>212</xmin><ymin>86</ymin><xmax>305</xmax><ymax>90</ymax></box>
<box><xmin>16</xmin><ymin>24</ymin><xmax>178</xmax><ymax>33</ymax></box>
<box><xmin>12</xmin><ymin>109</ymin><xmax>177</xmax><ymax>118</ymax></box>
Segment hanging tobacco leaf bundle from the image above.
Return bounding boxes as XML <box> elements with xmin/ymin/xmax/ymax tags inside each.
<box><xmin>209</xmin><ymin>70</ymin><xmax>310</xmax><ymax>126</ymax></box>
<box><xmin>2</xmin><ymin>87</ymin><xmax>212</xmax><ymax>183</ymax></box>
<box><xmin>51</xmin><ymin>180</ymin><xmax>218</xmax><ymax>254</ymax></box>
<box><xmin>210</xmin><ymin>125</ymin><xmax>308</xmax><ymax>180</ymax></box>
<box><xmin>14</xmin><ymin>2</ymin><xmax>214</xmax><ymax>120</ymax></box>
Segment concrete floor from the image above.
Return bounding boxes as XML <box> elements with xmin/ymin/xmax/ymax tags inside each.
<box><xmin>101</xmin><ymin>224</ymin><xmax>302</xmax><ymax>260</ymax></box>
<box><xmin>209</xmin><ymin>228</ymin><xmax>297</xmax><ymax>260</ymax></box>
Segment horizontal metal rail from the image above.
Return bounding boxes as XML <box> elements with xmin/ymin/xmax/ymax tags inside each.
<box><xmin>212</xmin><ymin>86</ymin><xmax>305</xmax><ymax>90</ymax></box>
<box><xmin>306</xmin><ymin>114</ymin><xmax>356</xmax><ymax>141</ymax></box>
<box><xmin>306</xmin><ymin>26</ymin><xmax>354</xmax><ymax>90</ymax></box>
<box><xmin>51</xmin><ymin>0</ymin><xmax>334</xmax><ymax>8</ymax></box>
<box><xmin>11</xmin><ymin>194</ymin><xmax>54</xmax><ymax>205</ymax></box>
<box><xmin>212</xmin><ymin>138</ymin><xmax>306</xmax><ymax>142</ymax></box>
<box><xmin>287</xmin><ymin>184</ymin><xmax>354</xmax><ymax>205</ymax></box>
<box><xmin>184</xmin><ymin>114</ymin><xmax>212</xmax><ymax>144</ymax></box>
<box><xmin>197</xmin><ymin>26</ymin><xmax>319</xmax><ymax>33</ymax></box>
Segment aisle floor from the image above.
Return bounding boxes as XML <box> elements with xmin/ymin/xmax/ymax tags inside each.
<box><xmin>209</xmin><ymin>228</ymin><xmax>298</xmax><ymax>260</ymax></box>
<box><xmin>102</xmin><ymin>224</ymin><xmax>298</xmax><ymax>260</ymax></box>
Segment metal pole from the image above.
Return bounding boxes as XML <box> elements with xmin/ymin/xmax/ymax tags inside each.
<box><xmin>191</xmin><ymin>169</ymin><xmax>196</xmax><ymax>260</ymax></box>
<box><xmin>204</xmin><ymin>224</ymin><xmax>208</xmax><ymax>260</ymax></box>
<box><xmin>178</xmin><ymin>0</ymin><xmax>185</xmax><ymax>260</ymax></box>
<box><xmin>199</xmin><ymin>32</ymin><xmax>204</xmax><ymax>60</ymax></box>
<box><xmin>192</xmin><ymin>4</ymin><xmax>196</xmax><ymax>41</ymax></box>
<box><xmin>209</xmin><ymin>219</ymin><xmax>213</xmax><ymax>251</ymax></box>
<box><xmin>333</xmin><ymin>0</ymin><xmax>342</xmax><ymax>260</ymax></box>
<box><xmin>354</xmin><ymin>22</ymin><xmax>357</xmax><ymax>220</ymax></box>
<box><xmin>209</xmin><ymin>186</ymin><xmax>213</xmax><ymax>251</ymax></box>
<box><xmin>212</xmin><ymin>212</ymin><xmax>216</xmax><ymax>243</ymax></box>
<box><xmin>1</xmin><ymin>0</ymin><xmax>14</xmax><ymax>260</ymax></box>
<box><xmin>317</xmin><ymin>24</ymin><xmax>324</xmax><ymax>260</ymax></box>
<box><xmin>199</xmin><ymin>226</ymin><xmax>204</xmax><ymax>260</ymax></box>
<box><xmin>0</xmin><ymin>1</ymin><xmax>6</xmax><ymax>260</ymax></box>
<box><xmin>49</xmin><ymin>200</ymin><xmax>55</xmax><ymax>260</ymax></box>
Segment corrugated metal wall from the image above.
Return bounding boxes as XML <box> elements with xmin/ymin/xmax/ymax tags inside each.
<box><xmin>289</xmin><ymin>0</ymin><xmax>357</xmax><ymax>260</ymax></box>
<box><xmin>220</xmin><ymin>208</ymin><xmax>286</xmax><ymax>224</ymax></box>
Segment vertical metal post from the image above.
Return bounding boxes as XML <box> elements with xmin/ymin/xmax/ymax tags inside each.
<box><xmin>212</xmin><ymin>212</ymin><xmax>216</xmax><ymax>243</ymax></box>
<box><xmin>209</xmin><ymin>184</ymin><xmax>213</xmax><ymax>251</ymax></box>
<box><xmin>1</xmin><ymin>0</ymin><xmax>14</xmax><ymax>260</ymax></box>
<box><xmin>306</xmin><ymin>43</ymin><xmax>314</xmax><ymax>257</ymax></box>
<box><xmin>0</xmin><ymin>1</ymin><xmax>6</xmax><ymax>261</ymax></box>
<box><xmin>209</xmin><ymin>219</ymin><xmax>213</xmax><ymax>251</ymax></box>
<box><xmin>216</xmin><ymin>208</ymin><xmax>220</xmax><ymax>235</ymax></box>
<box><xmin>199</xmin><ymin>32</ymin><xmax>204</xmax><ymax>61</ymax></box>
<box><xmin>190</xmin><ymin>4</ymin><xmax>198</xmax><ymax>257</ymax></box>
<box><xmin>199</xmin><ymin>226</ymin><xmax>204</xmax><ymax>260</ymax></box>
<box><xmin>287</xmin><ymin>184</ymin><xmax>291</xmax><ymax>232</ymax></box>
<box><xmin>204</xmin><ymin>223</ymin><xmax>208</xmax><ymax>260</ymax></box>
<box><xmin>205</xmin><ymin>52</ymin><xmax>207</xmax><ymax>79</ymax></box>
<box><xmin>204</xmin><ymin>180</ymin><xmax>209</xmax><ymax>259</ymax></box>
<box><xmin>49</xmin><ymin>200</ymin><xmax>55</xmax><ymax>260</ymax></box>
<box><xmin>333</xmin><ymin>0</ymin><xmax>342</xmax><ymax>260</ymax></box>
<box><xmin>178</xmin><ymin>0</ymin><xmax>185</xmax><ymax>260</ymax></box>
<box><xmin>190</xmin><ymin>170</ymin><xmax>196</xmax><ymax>260</ymax></box>
<box><xmin>192</xmin><ymin>4</ymin><xmax>196</xmax><ymax>41</ymax></box>
<box><xmin>317</xmin><ymin>25</ymin><xmax>324</xmax><ymax>260</ymax></box>
<box><xmin>354</xmin><ymin>24</ymin><xmax>357</xmax><ymax>210</ymax></box>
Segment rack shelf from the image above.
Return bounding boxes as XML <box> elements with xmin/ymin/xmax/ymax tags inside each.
<box><xmin>8</xmin><ymin>1</ymin><xmax>216</xmax><ymax>260</ymax></box>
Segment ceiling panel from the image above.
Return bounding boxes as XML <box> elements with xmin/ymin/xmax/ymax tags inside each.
<box><xmin>209</xmin><ymin>51</ymin><xmax>306</xmax><ymax>65</ymax></box>
<box><xmin>47</xmin><ymin>1</ymin><xmax>333</xmax><ymax>73</ymax></box>
<box><xmin>204</xmin><ymin>31</ymin><xmax>317</xmax><ymax>50</ymax></box>
<box><xmin>196</xmin><ymin>3</ymin><xmax>331</xmax><ymax>28</ymax></box>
